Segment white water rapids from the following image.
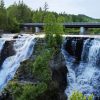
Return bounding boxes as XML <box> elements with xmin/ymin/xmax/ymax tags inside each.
<box><xmin>62</xmin><ymin>38</ymin><xmax>100</xmax><ymax>99</ymax></box>
<box><xmin>0</xmin><ymin>34</ymin><xmax>36</xmax><ymax>91</ymax></box>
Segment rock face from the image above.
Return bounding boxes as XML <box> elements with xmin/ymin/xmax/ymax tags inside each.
<box><xmin>0</xmin><ymin>41</ymin><xmax>15</xmax><ymax>68</ymax></box>
<box><xmin>50</xmin><ymin>52</ymin><xmax>68</xmax><ymax>100</ymax></box>
<box><xmin>13</xmin><ymin>35</ymin><xmax>19</xmax><ymax>39</ymax></box>
<box><xmin>64</xmin><ymin>37</ymin><xmax>87</xmax><ymax>62</ymax></box>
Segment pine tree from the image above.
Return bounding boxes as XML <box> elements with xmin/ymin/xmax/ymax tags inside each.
<box><xmin>43</xmin><ymin>2</ymin><xmax>48</xmax><ymax>12</ymax></box>
<box><xmin>0</xmin><ymin>0</ymin><xmax>4</xmax><ymax>9</ymax></box>
<box><xmin>44</xmin><ymin>13</ymin><xmax>56</xmax><ymax>48</ymax></box>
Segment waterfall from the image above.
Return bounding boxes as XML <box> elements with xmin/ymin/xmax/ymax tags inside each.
<box><xmin>62</xmin><ymin>37</ymin><xmax>100</xmax><ymax>98</ymax></box>
<box><xmin>0</xmin><ymin>39</ymin><xmax>5</xmax><ymax>52</ymax></box>
<box><xmin>0</xmin><ymin>34</ymin><xmax>36</xmax><ymax>91</ymax></box>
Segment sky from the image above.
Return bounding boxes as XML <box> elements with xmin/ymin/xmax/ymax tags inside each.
<box><xmin>4</xmin><ymin>0</ymin><xmax>100</xmax><ymax>19</ymax></box>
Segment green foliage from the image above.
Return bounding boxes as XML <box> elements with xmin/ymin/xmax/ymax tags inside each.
<box><xmin>32</xmin><ymin>50</ymin><xmax>52</xmax><ymax>82</ymax></box>
<box><xmin>70</xmin><ymin>91</ymin><xmax>94</xmax><ymax>100</ymax></box>
<box><xmin>44</xmin><ymin>13</ymin><xmax>57</xmax><ymax>35</ymax></box>
<box><xmin>7</xmin><ymin>1</ymin><xmax>32</xmax><ymax>23</ymax></box>
<box><xmin>32</xmin><ymin>8</ymin><xmax>44</xmax><ymax>23</ymax></box>
<box><xmin>0</xmin><ymin>0</ymin><xmax>4</xmax><ymax>9</ymax></box>
<box><xmin>44</xmin><ymin>13</ymin><xmax>64</xmax><ymax>48</ymax></box>
<box><xmin>5</xmin><ymin>81</ymin><xmax>23</xmax><ymax>99</ymax></box>
<box><xmin>17</xmin><ymin>82</ymin><xmax>47</xmax><ymax>100</ymax></box>
<box><xmin>55</xmin><ymin>16</ymin><xmax>65</xmax><ymax>46</ymax></box>
<box><xmin>44</xmin><ymin>13</ymin><xmax>56</xmax><ymax>48</ymax></box>
<box><xmin>6</xmin><ymin>81</ymin><xmax>47</xmax><ymax>100</ymax></box>
<box><xmin>6</xmin><ymin>1</ymin><xmax>32</xmax><ymax>32</ymax></box>
<box><xmin>0</xmin><ymin>0</ymin><xmax>7</xmax><ymax>30</ymax></box>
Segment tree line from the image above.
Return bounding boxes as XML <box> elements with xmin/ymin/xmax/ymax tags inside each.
<box><xmin>0</xmin><ymin>0</ymin><xmax>100</xmax><ymax>33</ymax></box>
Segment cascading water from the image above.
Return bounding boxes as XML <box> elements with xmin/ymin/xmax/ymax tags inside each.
<box><xmin>0</xmin><ymin>39</ymin><xmax>5</xmax><ymax>52</ymax></box>
<box><xmin>0</xmin><ymin>34</ymin><xmax>36</xmax><ymax>91</ymax></box>
<box><xmin>62</xmin><ymin>37</ymin><xmax>100</xmax><ymax>99</ymax></box>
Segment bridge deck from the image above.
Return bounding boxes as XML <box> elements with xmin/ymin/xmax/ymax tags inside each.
<box><xmin>21</xmin><ymin>22</ymin><xmax>100</xmax><ymax>28</ymax></box>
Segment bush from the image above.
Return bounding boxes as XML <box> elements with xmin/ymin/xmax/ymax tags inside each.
<box><xmin>70</xmin><ymin>91</ymin><xmax>94</xmax><ymax>100</ymax></box>
<box><xmin>18</xmin><ymin>82</ymin><xmax>47</xmax><ymax>100</ymax></box>
<box><xmin>5</xmin><ymin>81</ymin><xmax>47</xmax><ymax>100</ymax></box>
<box><xmin>5</xmin><ymin>81</ymin><xmax>23</xmax><ymax>99</ymax></box>
<box><xmin>32</xmin><ymin>50</ymin><xmax>52</xmax><ymax>83</ymax></box>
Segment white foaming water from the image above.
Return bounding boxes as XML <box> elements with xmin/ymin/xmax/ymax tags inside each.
<box><xmin>0</xmin><ymin>34</ymin><xmax>36</xmax><ymax>91</ymax></box>
<box><xmin>63</xmin><ymin>38</ymin><xmax>100</xmax><ymax>98</ymax></box>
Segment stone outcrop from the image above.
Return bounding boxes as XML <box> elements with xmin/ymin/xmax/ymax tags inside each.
<box><xmin>64</xmin><ymin>37</ymin><xmax>88</xmax><ymax>62</ymax></box>
<box><xmin>50</xmin><ymin>52</ymin><xmax>68</xmax><ymax>100</ymax></box>
<box><xmin>0</xmin><ymin>41</ymin><xmax>15</xmax><ymax>68</ymax></box>
<box><xmin>13</xmin><ymin>35</ymin><xmax>19</xmax><ymax>39</ymax></box>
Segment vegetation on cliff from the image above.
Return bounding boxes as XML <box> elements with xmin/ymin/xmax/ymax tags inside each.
<box><xmin>70</xmin><ymin>91</ymin><xmax>93</xmax><ymax>100</ymax></box>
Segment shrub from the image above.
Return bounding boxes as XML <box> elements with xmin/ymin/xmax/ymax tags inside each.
<box><xmin>70</xmin><ymin>91</ymin><xmax>94</xmax><ymax>100</ymax></box>
<box><xmin>32</xmin><ymin>50</ymin><xmax>52</xmax><ymax>83</ymax></box>
<box><xmin>18</xmin><ymin>82</ymin><xmax>47</xmax><ymax>100</ymax></box>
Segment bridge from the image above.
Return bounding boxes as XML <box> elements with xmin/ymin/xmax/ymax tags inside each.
<box><xmin>20</xmin><ymin>22</ymin><xmax>100</xmax><ymax>34</ymax></box>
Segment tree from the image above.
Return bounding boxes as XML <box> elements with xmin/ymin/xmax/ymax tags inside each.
<box><xmin>44</xmin><ymin>13</ymin><xmax>57</xmax><ymax>48</ymax></box>
<box><xmin>32</xmin><ymin>8</ymin><xmax>44</xmax><ymax>23</ymax></box>
<box><xmin>7</xmin><ymin>0</ymin><xmax>32</xmax><ymax>23</ymax></box>
<box><xmin>17</xmin><ymin>0</ymin><xmax>32</xmax><ymax>23</ymax></box>
<box><xmin>44</xmin><ymin>13</ymin><xmax>64</xmax><ymax>48</ymax></box>
<box><xmin>7</xmin><ymin>4</ymin><xmax>19</xmax><ymax>32</ymax></box>
<box><xmin>55</xmin><ymin>16</ymin><xmax>65</xmax><ymax>46</ymax></box>
<box><xmin>0</xmin><ymin>0</ymin><xmax>7</xmax><ymax>31</ymax></box>
<box><xmin>0</xmin><ymin>0</ymin><xmax>4</xmax><ymax>9</ymax></box>
<box><xmin>7</xmin><ymin>1</ymin><xmax>32</xmax><ymax>32</ymax></box>
<box><xmin>43</xmin><ymin>2</ymin><xmax>48</xmax><ymax>12</ymax></box>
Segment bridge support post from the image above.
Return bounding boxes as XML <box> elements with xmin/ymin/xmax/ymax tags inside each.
<box><xmin>80</xmin><ymin>27</ymin><xmax>88</xmax><ymax>35</ymax></box>
<box><xmin>29</xmin><ymin>27</ymin><xmax>33</xmax><ymax>33</ymax></box>
<box><xmin>24</xmin><ymin>26</ymin><xmax>28</xmax><ymax>32</ymax></box>
<box><xmin>35</xmin><ymin>27</ymin><xmax>40</xmax><ymax>33</ymax></box>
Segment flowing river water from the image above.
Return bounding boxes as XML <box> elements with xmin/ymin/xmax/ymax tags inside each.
<box><xmin>0</xmin><ymin>34</ymin><xmax>36</xmax><ymax>91</ymax></box>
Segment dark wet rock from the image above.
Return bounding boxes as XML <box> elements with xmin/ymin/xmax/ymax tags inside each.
<box><xmin>0</xmin><ymin>92</ymin><xmax>12</xmax><ymax>100</ymax></box>
<box><xmin>65</xmin><ymin>38</ymin><xmax>74</xmax><ymax>56</ymax></box>
<box><xmin>50</xmin><ymin>52</ymin><xmax>68</xmax><ymax>100</ymax></box>
<box><xmin>0</xmin><ymin>41</ymin><xmax>15</xmax><ymax>68</ymax></box>
<box><xmin>94</xmin><ymin>96</ymin><xmax>100</xmax><ymax>100</ymax></box>
<box><xmin>75</xmin><ymin>38</ymin><xmax>84</xmax><ymax>61</ymax></box>
<box><xmin>13</xmin><ymin>35</ymin><xmax>19</xmax><ymax>39</ymax></box>
<box><xmin>64</xmin><ymin>37</ymin><xmax>88</xmax><ymax>62</ymax></box>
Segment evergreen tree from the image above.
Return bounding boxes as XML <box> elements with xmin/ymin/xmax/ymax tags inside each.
<box><xmin>0</xmin><ymin>0</ymin><xmax>7</xmax><ymax>31</ymax></box>
<box><xmin>0</xmin><ymin>0</ymin><xmax>4</xmax><ymax>9</ymax></box>
<box><xmin>43</xmin><ymin>2</ymin><xmax>48</xmax><ymax>12</ymax></box>
<box><xmin>44</xmin><ymin>13</ymin><xmax>64</xmax><ymax>48</ymax></box>
<box><xmin>44</xmin><ymin>13</ymin><xmax>57</xmax><ymax>48</ymax></box>
<box><xmin>55</xmin><ymin>16</ymin><xmax>65</xmax><ymax>46</ymax></box>
<box><xmin>32</xmin><ymin>8</ymin><xmax>44</xmax><ymax>23</ymax></box>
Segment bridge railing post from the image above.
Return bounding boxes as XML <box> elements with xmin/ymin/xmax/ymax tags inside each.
<box><xmin>80</xmin><ymin>27</ymin><xmax>88</xmax><ymax>35</ymax></box>
<box><xmin>35</xmin><ymin>27</ymin><xmax>40</xmax><ymax>33</ymax></box>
